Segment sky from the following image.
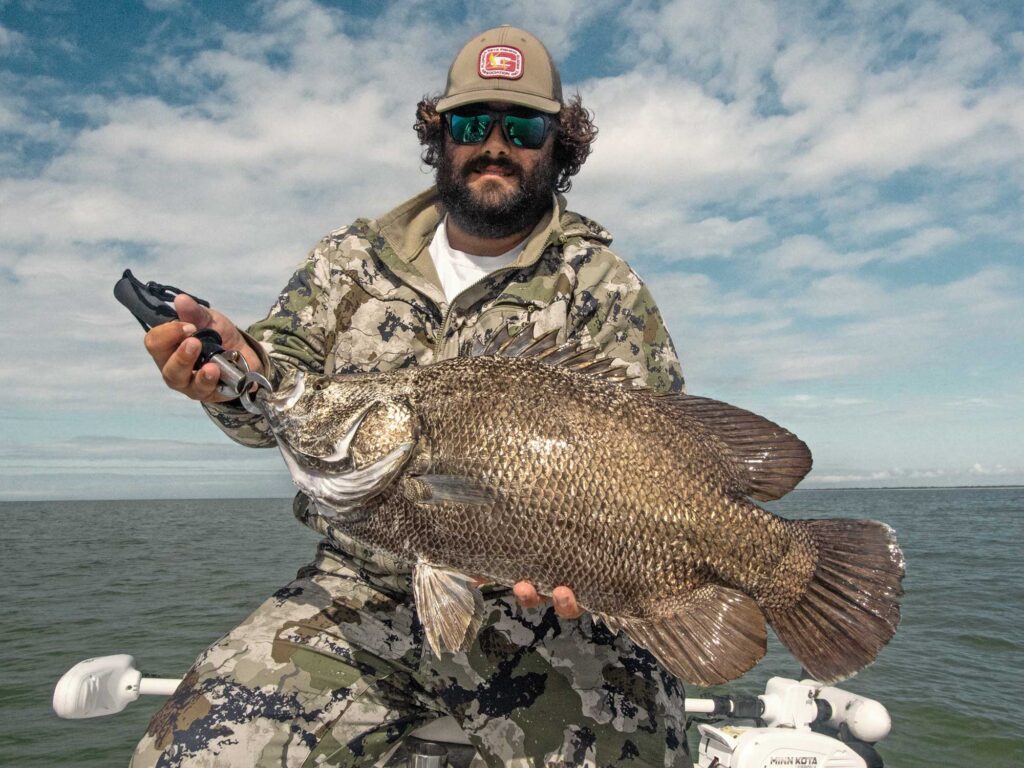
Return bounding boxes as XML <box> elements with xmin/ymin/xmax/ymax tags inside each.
<box><xmin>1</xmin><ymin>0</ymin><xmax>1022</xmax><ymax>500</ymax></box>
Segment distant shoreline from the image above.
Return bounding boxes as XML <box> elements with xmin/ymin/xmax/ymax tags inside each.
<box><xmin>1</xmin><ymin>485</ymin><xmax>1022</xmax><ymax>504</ymax></box>
<box><xmin>798</xmin><ymin>484</ymin><xmax>1024</xmax><ymax>491</ymax></box>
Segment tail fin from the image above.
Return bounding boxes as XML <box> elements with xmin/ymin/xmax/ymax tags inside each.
<box><xmin>766</xmin><ymin>519</ymin><xmax>905</xmax><ymax>683</ymax></box>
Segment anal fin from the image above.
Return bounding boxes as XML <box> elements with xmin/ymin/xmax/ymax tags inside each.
<box><xmin>413</xmin><ymin>562</ymin><xmax>485</xmax><ymax>657</ymax></box>
<box><xmin>598</xmin><ymin>585</ymin><xmax>767</xmax><ymax>687</ymax></box>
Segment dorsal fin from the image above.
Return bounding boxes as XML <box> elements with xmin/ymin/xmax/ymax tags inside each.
<box><xmin>472</xmin><ymin>321</ymin><xmax>643</xmax><ymax>386</ymax></box>
<box><xmin>666</xmin><ymin>395</ymin><xmax>812</xmax><ymax>501</ymax></box>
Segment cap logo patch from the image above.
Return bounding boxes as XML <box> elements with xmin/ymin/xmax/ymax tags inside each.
<box><xmin>479</xmin><ymin>46</ymin><xmax>523</xmax><ymax>80</ymax></box>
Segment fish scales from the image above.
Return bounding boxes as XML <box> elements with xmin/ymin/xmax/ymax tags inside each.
<box><xmin>400</xmin><ymin>359</ymin><xmax>752</xmax><ymax>611</ymax></box>
<box><xmin>417</xmin><ymin>359</ymin><xmax>804</xmax><ymax>610</ymax></box>
<box><xmin>261</xmin><ymin>330</ymin><xmax>904</xmax><ymax>686</ymax></box>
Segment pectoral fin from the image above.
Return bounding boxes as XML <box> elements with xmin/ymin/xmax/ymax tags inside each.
<box><xmin>413</xmin><ymin>561</ymin><xmax>485</xmax><ymax>657</ymax></box>
<box><xmin>596</xmin><ymin>585</ymin><xmax>767</xmax><ymax>687</ymax></box>
<box><xmin>402</xmin><ymin>474</ymin><xmax>500</xmax><ymax>507</ymax></box>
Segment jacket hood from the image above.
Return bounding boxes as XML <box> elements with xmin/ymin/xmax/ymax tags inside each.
<box><xmin>374</xmin><ymin>187</ymin><xmax>613</xmax><ymax>270</ymax></box>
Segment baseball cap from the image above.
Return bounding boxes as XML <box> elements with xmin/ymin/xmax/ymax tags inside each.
<box><xmin>436</xmin><ymin>26</ymin><xmax>563</xmax><ymax>114</ymax></box>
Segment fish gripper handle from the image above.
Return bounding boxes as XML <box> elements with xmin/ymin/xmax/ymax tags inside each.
<box><xmin>114</xmin><ymin>269</ymin><xmax>221</xmax><ymax>369</ymax></box>
<box><xmin>113</xmin><ymin>269</ymin><xmax>210</xmax><ymax>326</ymax></box>
<box><xmin>191</xmin><ymin>328</ymin><xmax>226</xmax><ymax>367</ymax></box>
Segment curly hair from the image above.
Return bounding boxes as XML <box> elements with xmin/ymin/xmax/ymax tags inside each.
<box><xmin>413</xmin><ymin>94</ymin><xmax>598</xmax><ymax>193</ymax></box>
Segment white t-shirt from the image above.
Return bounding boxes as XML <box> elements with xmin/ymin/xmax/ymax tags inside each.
<box><xmin>429</xmin><ymin>219</ymin><xmax>526</xmax><ymax>302</ymax></box>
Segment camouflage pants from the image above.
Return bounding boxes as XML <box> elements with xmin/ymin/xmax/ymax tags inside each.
<box><xmin>130</xmin><ymin>544</ymin><xmax>692</xmax><ymax>768</ymax></box>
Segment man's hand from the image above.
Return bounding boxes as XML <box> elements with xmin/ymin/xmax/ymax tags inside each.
<box><xmin>144</xmin><ymin>294</ymin><xmax>262</xmax><ymax>403</ymax></box>
<box><xmin>514</xmin><ymin>581</ymin><xmax>584</xmax><ymax>619</ymax></box>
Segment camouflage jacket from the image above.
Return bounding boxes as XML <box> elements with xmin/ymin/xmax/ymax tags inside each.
<box><xmin>206</xmin><ymin>187</ymin><xmax>684</xmax><ymax>579</ymax></box>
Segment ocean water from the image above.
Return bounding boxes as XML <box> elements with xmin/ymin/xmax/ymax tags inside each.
<box><xmin>2</xmin><ymin>488</ymin><xmax>1022</xmax><ymax>767</ymax></box>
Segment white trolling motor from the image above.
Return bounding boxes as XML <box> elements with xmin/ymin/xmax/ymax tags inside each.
<box><xmin>54</xmin><ymin>656</ymin><xmax>890</xmax><ymax>768</ymax></box>
<box><xmin>689</xmin><ymin>676</ymin><xmax>889</xmax><ymax>768</ymax></box>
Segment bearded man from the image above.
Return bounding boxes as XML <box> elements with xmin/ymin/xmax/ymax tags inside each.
<box><xmin>134</xmin><ymin>26</ymin><xmax>689</xmax><ymax>768</ymax></box>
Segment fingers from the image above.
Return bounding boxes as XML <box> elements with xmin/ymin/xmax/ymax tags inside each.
<box><xmin>161</xmin><ymin>334</ymin><xmax>224</xmax><ymax>401</ymax></box>
<box><xmin>143</xmin><ymin>321</ymin><xmax>191</xmax><ymax>370</ymax></box>
<box><xmin>551</xmin><ymin>586</ymin><xmax>583</xmax><ymax>619</ymax></box>
<box><xmin>512</xmin><ymin>581</ymin><xmax>583</xmax><ymax>619</ymax></box>
<box><xmin>161</xmin><ymin>334</ymin><xmax>201</xmax><ymax>390</ymax></box>
<box><xmin>513</xmin><ymin>581</ymin><xmax>545</xmax><ymax>610</ymax></box>
<box><xmin>143</xmin><ymin>298</ymin><xmax>260</xmax><ymax>403</ymax></box>
<box><xmin>173</xmin><ymin>295</ymin><xmax>262</xmax><ymax>374</ymax></box>
<box><xmin>173</xmin><ymin>294</ymin><xmax>213</xmax><ymax>329</ymax></box>
<box><xmin>144</xmin><ymin>321</ymin><xmax>225</xmax><ymax>402</ymax></box>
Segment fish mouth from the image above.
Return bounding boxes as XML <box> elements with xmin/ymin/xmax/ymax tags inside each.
<box><xmin>263</xmin><ymin>371</ymin><xmax>307</xmax><ymax>416</ymax></box>
<box><xmin>262</xmin><ymin>372</ymin><xmax>367</xmax><ymax>463</ymax></box>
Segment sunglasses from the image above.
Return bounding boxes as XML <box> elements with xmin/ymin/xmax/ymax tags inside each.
<box><xmin>445</xmin><ymin>107</ymin><xmax>554</xmax><ymax>149</ymax></box>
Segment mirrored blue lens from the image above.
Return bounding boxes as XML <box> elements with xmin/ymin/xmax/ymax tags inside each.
<box><xmin>449</xmin><ymin>112</ymin><xmax>494</xmax><ymax>144</ymax></box>
<box><xmin>502</xmin><ymin>114</ymin><xmax>548</xmax><ymax>148</ymax></box>
<box><xmin>447</xmin><ymin>110</ymin><xmax>550</xmax><ymax>149</ymax></box>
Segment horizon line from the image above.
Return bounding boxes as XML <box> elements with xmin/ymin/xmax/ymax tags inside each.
<box><xmin>1</xmin><ymin>483</ymin><xmax>1021</xmax><ymax>504</ymax></box>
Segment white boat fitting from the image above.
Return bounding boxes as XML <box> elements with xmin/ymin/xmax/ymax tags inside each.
<box><xmin>53</xmin><ymin>654</ymin><xmax>180</xmax><ymax>719</ymax></box>
<box><xmin>54</xmin><ymin>656</ymin><xmax>890</xmax><ymax>767</ymax></box>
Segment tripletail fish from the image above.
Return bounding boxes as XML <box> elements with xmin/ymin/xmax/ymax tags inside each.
<box><xmin>257</xmin><ymin>325</ymin><xmax>905</xmax><ymax>686</ymax></box>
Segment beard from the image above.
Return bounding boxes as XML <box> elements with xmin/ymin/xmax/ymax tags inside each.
<box><xmin>436</xmin><ymin>146</ymin><xmax>557</xmax><ymax>240</ymax></box>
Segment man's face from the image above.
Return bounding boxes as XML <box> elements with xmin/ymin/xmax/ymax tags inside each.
<box><xmin>436</xmin><ymin>102</ymin><xmax>558</xmax><ymax>240</ymax></box>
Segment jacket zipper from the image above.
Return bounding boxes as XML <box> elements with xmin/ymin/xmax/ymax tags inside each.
<box><xmin>433</xmin><ymin>266</ymin><xmax>519</xmax><ymax>355</ymax></box>
<box><xmin>431</xmin><ymin>230</ymin><xmax>563</xmax><ymax>354</ymax></box>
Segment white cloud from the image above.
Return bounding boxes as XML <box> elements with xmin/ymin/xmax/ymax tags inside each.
<box><xmin>1</xmin><ymin>1</ymin><xmax>1022</xmax><ymax>496</ymax></box>
<box><xmin>822</xmin><ymin>90</ymin><xmax>1009</xmax><ymax>182</ymax></box>
<box><xmin>945</xmin><ymin>397</ymin><xmax>995</xmax><ymax>408</ymax></box>
<box><xmin>787</xmin><ymin>273</ymin><xmax>887</xmax><ymax>317</ymax></box>
<box><xmin>1012</xmin><ymin>31</ymin><xmax>1024</xmax><ymax>58</ymax></box>
<box><xmin>805</xmin><ymin>461</ymin><xmax>1024</xmax><ymax>488</ymax></box>
<box><xmin>833</xmin><ymin>202</ymin><xmax>936</xmax><ymax>238</ymax></box>
<box><xmin>0</xmin><ymin>23</ymin><xmax>28</xmax><ymax>56</ymax></box>
<box><xmin>622</xmin><ymin>0</ymin><xmax>782</xmax><ymax>101</ymax></box>
<box><xmin>969</xmin><ymin>462</ymin><xmax>1011</xmax><ymax>477</ymax></box>
<box><xmin>648</xmin><ymin>272</ymin><xmax>774</xmax><ymax>319</ymax></box>
<box><xmin>778</xmin><ymin>394</ymin><xmax>872</xmax><ymax>409</ymax></box>
<box><xmin>758</xmin><ymin>235</ymin><xmax>856</xmax><ymax>272</ymax></box>
<box><xmin>653</xmin><ymin>264</ymin><xmax>1023</xmax><ymax>392</ymax></box>
<box><xmin>572</xmin><ymin>2</ymin><xmax>1024</xmax><ymax>278</ymax></box>
<box><xmin>904</xmin><ymin>1</ymin><xmax>1003</xmax><ymax>81</ymax></box>
<box><xmin>614</xmin><ymin>212</ymin><xmax>772</xmax><ymax>259</ymax></box>
<box><xmin>0</xmin><ymin>437</ymin><xmax>295</xmax><ymax>499</ymax></box>
<box><xmin>472</xmin><ymin>0</ymin><xmax>620</xmax><ymax>56</ymax></box>
<box><xmin>773</xmin><ymin>36</ymin><xmax>867</xmax><ymax>114</ymax></box>
<box><xmin>888</xmin><ymin>226</ymin><xmax>960</xmax><ymax>259</ymax></box>
<box><xmin>141</xmin><ymin>0</ymin><xmax>185</xmax><ymax>11</ymax></box>
<box><xmin>584</xmin><ymin>71</ymin><xmax>768</xmax><ymax>185</ymax></box>
<box><xmin>808</xmin><ymin>468</ymin><xmax>950</xmax><ymax>485</ymax></box>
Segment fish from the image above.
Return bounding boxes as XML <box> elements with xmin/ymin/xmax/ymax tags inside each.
<box><xmin>256</xmin><ymin>325</ymin><xmax>905</xmax><ymax>686</ymax></box>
